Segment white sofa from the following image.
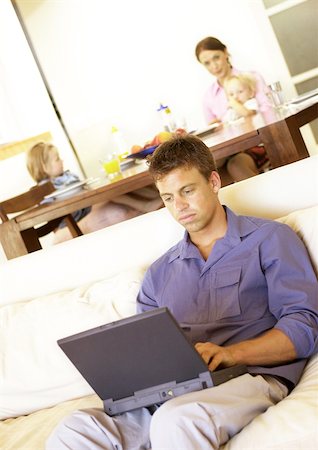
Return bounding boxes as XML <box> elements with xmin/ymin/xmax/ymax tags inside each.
<box><xmin>1</xmin><ymin>155</ymin><xmax>317</xmax><ymax>450</ymax></box>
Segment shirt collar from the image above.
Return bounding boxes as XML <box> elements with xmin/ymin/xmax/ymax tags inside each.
<box><xmin>211</xmin><ymin>80</ymin><xmax>221</xmax><ymax>96</ymax></box>
<box><xmin>168</xmin><ymin>231</ymin><xmax>200</xmax><ymax>263</ymax></box>
<box><xmin>167</xmin><ymin>206</ymin><xmax>258</xmax><ymax>263</ymax></box>
<box><xmin>223</xmin><ymin>206</ymin><xmax>257</xmax><ymax>243</ymax></box>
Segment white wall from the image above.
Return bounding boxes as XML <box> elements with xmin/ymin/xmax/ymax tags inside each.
<box><xmin>0</xmin><ymin>0</ymin><xmax>82</xmax><ymax>199</ymax></box>
<box><xmin>15</xmin><ymin>0</ymin><xmax>305</xmax><ymax>178</ymax></box>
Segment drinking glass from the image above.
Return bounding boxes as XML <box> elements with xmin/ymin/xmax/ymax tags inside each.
<box><xmin>102</xmin><ymin>154</ymin><xmax>121</xmax><ymax>180</ymax></box>
<box><xmin>267</xmin><ymin>81</ymin><xmax>285</xmax><ymax>108</ymax></box>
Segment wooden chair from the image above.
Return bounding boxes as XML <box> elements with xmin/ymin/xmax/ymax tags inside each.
<box><xmin>0</xmin><ymin>181</ymin><xmax>82</xmax><ymax>253</ymax></box>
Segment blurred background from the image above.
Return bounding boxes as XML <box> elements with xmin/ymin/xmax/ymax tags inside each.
<box><xmin>0</xmin><ymin>0</ymin><xmax>317</xmax><ymax>196</ymax></box>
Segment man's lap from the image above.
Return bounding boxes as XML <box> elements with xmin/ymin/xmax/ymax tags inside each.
<box><xmin>46</xmin><ymin>374</ymin><xmax>288</xmax><ymax>450</ymax></box>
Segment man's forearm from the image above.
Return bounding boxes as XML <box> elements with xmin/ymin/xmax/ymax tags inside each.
<box><xmin>228</xmin><ymin>328</ymin><xmax>297</xmax><ymax>366</ymax></box>
<box><xmin>196</xmin><ymin>329</ymin><xmax>297</xmax><ymax>371</ymax></box>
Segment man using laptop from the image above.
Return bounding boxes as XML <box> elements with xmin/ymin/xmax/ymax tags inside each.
<box><xmin>47</xmin><ymin>135</ymin><xmax>318</xmax><ymax>449</ymax></box>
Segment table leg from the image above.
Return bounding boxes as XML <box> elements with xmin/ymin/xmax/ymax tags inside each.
<box><xmin>21</xmin><ymin>228</ymin><xmax>43</xmax><ymax>252</ymax></box>
<box><xmin>258</xmin><ymin>118</ymin><xmax>309</xmax><ymax>168</ymax></box>
<box><xmin>0</xmin><ymin>220</ymin><xmax>29</xmax><ymax>259</ymax></box>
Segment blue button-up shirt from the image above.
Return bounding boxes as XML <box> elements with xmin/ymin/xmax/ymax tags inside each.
<box><xmin>137</xmin><ymin>207</ymin><xmax>318</xmax><ymax>386</ymax></box>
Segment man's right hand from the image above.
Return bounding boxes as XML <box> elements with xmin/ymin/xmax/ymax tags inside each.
<box><xmin>195</xmin><ymin>342</ymin><xmax>236</xmax><ymax>371</ymax></box>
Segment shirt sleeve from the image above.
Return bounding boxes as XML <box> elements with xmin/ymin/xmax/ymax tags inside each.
<box><xmin>203</xmin><ymin>94</ymin><xmax>217</xmax><ymax>123</ymax></box>
<box><xmin>52</xmin><ymin>170</ymin><xmax>80</xmax><ymax>188</ymax></box>
<box><xmin>261</xmin><ymin>223</ymin><xmax>318</xmax><ymax>358</ymax></box>
<box><xmin>63</xmin><ymin>170</ymin><xmax>80</xmax><ymax>185</ymax></box>
<box><xmin>136</xmin><ymin>267</ymin><xmax>159</xmax><ymax>314</ymax></box>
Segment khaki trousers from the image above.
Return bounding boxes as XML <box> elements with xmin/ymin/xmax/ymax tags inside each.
<box><xmin>46</xmin><ymin>374</ymin><xmax>288</xmax><ymax>450</ymax></box>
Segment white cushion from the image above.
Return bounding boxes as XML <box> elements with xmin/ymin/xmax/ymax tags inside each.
<box><xmin>277</xmin><ymin>205</ymin><xmax>318</xmax><ymax>276</ymax></box>
<box><xmin>0</xmin><ymin>208</ymin><xmax>183</xmax><ymax>306</ymax></box>
<box><xmin>0</xmin><ymin>395</ymin><xmax>102</xmax><ymax>450</ymax></box>
<box><xmin>222</xmin><ymin>353</ymin><xmax>318</xmax><ymax>450</ymax></box>
<box><xmin>0</xmin><ymin>268</ymin><xmax>145</xmax><ymax>420</ymax></box>
<box><xmin>219</xmin><ymin>155</ymin><xmax>318</xmax><ymax>220</ymax></box>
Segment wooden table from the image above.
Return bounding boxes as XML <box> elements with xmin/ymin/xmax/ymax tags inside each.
<box><xmin>0</xmin><ymin>161</ymin><xmax>153</xmax><ymax>259</ymax></box>
<box><xmin>200</xmin><ymin>100</ymin><xmax>317</xmax><ymax>168</ymax></box>
<box><xmin>1</xmin><ymin>100</ymin><xmax>317</xmax><ymax>260</ymax></box>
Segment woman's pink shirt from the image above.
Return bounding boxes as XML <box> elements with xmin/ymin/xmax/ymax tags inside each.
<box><xmin>203</xmin><ymin>68</ymin><xmax>271</xmax><ymax>123</ymax></box>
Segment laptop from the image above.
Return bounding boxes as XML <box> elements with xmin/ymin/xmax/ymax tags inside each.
<box><xmin>58</xmin><ymin>307</ymin><xmax>247</xmax><ymax>416</ymax></box>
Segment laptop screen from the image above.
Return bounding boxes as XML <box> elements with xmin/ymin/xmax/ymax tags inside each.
<box><xmin>58</xmin><ymin>307</ymin><xmax>208</xmax><ymax>401</ymax></box>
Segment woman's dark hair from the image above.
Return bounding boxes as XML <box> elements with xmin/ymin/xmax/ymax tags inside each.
<box><xmin>195</xmin><ymin>36</ymin><xmax>227</xmax><ymax>61</ymax></box>
<box><xmin>147</xmin><ymin>135</ymin><xmax>217</xmax><ymax>182</ymax></box>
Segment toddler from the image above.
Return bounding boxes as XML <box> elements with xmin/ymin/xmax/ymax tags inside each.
<box><xmin>223</xmin><ymin>73</ymin><xmax>258</xmax><ymax>122</ymax></box>
<box><xmin>26</xmin><ymin>142</ymin><xmax>162</xmax><ymax>243</ymax></box>
<box><xmin>26</xmin><ymin>142</ymin><xmax>91</xmax><ymax>226</ymax></box>
<box><xmin>223</xmin><ymin>75</ymin><xmax>268</xmax><ymax>168</ymax></box>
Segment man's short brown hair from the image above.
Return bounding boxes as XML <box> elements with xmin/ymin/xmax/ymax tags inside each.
<box><xmin>147</xmin><ymin>135</ymin><xmax>217</xmax><ymax>182</ymax></box>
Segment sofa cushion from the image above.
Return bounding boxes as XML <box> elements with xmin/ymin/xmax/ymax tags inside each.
<box><xmin>0</xmin><ymin>208</ymin><xmax>183</xmax><ymax>306</ymax></box>
<box><xmin>223</xmin><ymin>353</ymin><xmax>318</xmax><ymax>450</ymax></box>
<box><xmin>219</xmin><ymin>155</ymin><xmax>318</xmax><ymax>220</ymax></box>
<box><xmin>277</xmin><ymin>205</ymin><xmax>318</xmax><ymax>276</ymax></box>
<box><xmin>0</xmin><ymin>268</ymin><xmax>145</xmax><ymax>420</ymax></box>
<box><xmin>0</xmin><ymin>395</ymin><xmax>102</xmax><ymax>450</ymax></box>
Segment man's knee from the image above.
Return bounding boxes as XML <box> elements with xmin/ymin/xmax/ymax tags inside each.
<box><xmin>46</xmin><ymin>410</ymin><xmax>97</xmax><ymax>450</ymax></box>
<box><xmin>150</xmin><ymin>398</ymin><xmax>212</xmax><ymax>444</ymax></box>
<box><xmin>150</xmin><ymin>400</ymin><xmax>178</xmax><ymax>436</ymax></box>
<box><xmin>46</xmin><ymin>412</ymin><xmax>75</xmax><ymax>449</ymax></box>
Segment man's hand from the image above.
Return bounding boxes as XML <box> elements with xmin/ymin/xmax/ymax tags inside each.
<box><xmin>195</xmin><ymin>329</ymin><xmax>297</xmax><ymax>372</ymax></box>
<box><xmin>195</xmin><ymin>342</ymin><xmax>236</xmax><ymax>371</ymax></box>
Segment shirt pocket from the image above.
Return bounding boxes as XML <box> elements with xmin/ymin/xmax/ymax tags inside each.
<box><xmin>211</xmin><ymin>267</ymin><xmax>241</xmax><ymax>320</ymax></box>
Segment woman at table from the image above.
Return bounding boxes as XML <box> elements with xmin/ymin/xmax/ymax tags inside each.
<box><xmin>195</xmin><ymin>36</ymin><xmax>271</xmax><ymax>184</ymax></box>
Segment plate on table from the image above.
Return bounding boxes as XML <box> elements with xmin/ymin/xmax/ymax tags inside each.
<box><xmin>120</xmin><ymin>158</ymin><xmax>136</xmax><ymax>170</ymax></box>
<box><xmin>44</xmin><ymin>179</ymin><xmax>92</xmax><ymax>200</ymax></box>
<box><xmin>191</xmin><ymin>123</ymin><xmax>221</xmax><ymax>136</ymax></box>
<box><xmin>126</xmin><ymin>145</ymin><xmax>158</xmax><ymax>159</ymax></box>
<box><xmin>288</xmin><ymin>88</ymin><xmax>318</xmax><ymax>105</ymax></box>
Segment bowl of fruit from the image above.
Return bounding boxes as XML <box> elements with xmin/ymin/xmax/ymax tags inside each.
<box><xmin>126</xmin><ymin>145</ymin><xmax>158</xmax><ymax>159</ymax></box>
<box><xmin>127</xmin><ymin>130</ymin><xmax>186</xmax><ymax>159</ymax></box>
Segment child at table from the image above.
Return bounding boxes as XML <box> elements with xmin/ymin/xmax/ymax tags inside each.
<box><xmin>26</xmin><ymin>142</ymin><xmax>162</xmax><ymax>243</ymax></box>
<box><xmin>223</xmin><ymin>73</ymin><xmax>259</xmax><ymax>122</ymax></box>
<box><xmin>223</xmin><ymin>74</ymin><xmax>268</xmax><ymax>168</ymax></box>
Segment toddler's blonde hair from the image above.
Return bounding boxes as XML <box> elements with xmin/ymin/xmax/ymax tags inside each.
<box><xmin>26</xmin><ymin>142</ymin><xmax>56</xmax><ymax>183</ymax></box>
<box><xmin>224</xmin><ymin>73</ymin><xmax>256</xmax><ymax>96</ymax></box>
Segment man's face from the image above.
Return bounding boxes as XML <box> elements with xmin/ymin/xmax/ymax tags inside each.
<box><xmin>156</xmin><ymin>166</ymin><xmax>221</xmax><ymax>235</ymax></box>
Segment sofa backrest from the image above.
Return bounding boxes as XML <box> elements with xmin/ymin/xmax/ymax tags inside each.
<box><xmin>0</xmin><ymin>208</ymin><xmax>184</xmax><ymax>305</ymax></box>
<box><xmin>219</xmin><ymin>155</ymin><xmax>318</xmax><ymax>219</ymax></box>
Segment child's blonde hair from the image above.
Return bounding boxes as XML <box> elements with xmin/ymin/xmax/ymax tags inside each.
<box><xmin>224</xmin><ymin>73</ymin><xmax>256</xmax><ymax>96</ymax></box>
<box><xmin>26</xmin><ymin>142</ymin><xmax>56</xmax><ymax>183</ymax></box>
